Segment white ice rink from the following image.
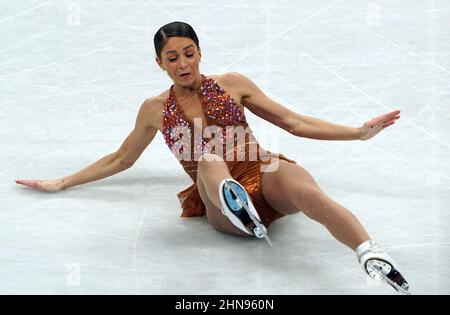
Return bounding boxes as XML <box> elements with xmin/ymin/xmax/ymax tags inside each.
<box><xmin>1</xmin><ymin>0</ymin><xmax>449</xmax><ymax>294</ymax></box>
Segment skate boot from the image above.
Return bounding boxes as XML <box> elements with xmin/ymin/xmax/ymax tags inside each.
<box><xmin>219</xmin><ymin>178</ymin><xmax>272</xmax><ymax>246</ymax></box>
<box><xmin>356</xmin><ymin>240</ymin><xmax>410</xmax><ymax>295</ymax></box>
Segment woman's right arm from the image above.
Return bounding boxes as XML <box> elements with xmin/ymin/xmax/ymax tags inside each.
<box><xmin>16</xmin><ymin>98</ymin><xmax>160</xmax><ymax>192</ymax></box>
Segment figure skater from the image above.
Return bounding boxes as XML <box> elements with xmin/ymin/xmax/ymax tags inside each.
<box><xmin>15</xmin><ymin>21</ymin><xmax>409</xmax><ymax>294</ymax></box>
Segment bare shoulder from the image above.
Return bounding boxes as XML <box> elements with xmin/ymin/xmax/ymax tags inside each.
<box><xmin>141</xmin><ymin>91</ymin><xmax>167</xmax><ymax>113</ymax></box>
<box><xmin>209</xmin><ymin>72</ymin><xmax>247</xmax><ymax>87</ymax></box>
<box><xmin>138</xmin><ymin>90</ymin><xmax>169</xmax><ymax>131</ymax></box>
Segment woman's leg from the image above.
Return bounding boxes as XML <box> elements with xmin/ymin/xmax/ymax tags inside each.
<box><xmin>196</xmin><ymin>154</ymin><xmax>250</xmax><ymax>237</ymax></box>
<box><xmin>261</xmin><ymin>159</ymin><xmax>370</xmax><ymax>250</ymax></box>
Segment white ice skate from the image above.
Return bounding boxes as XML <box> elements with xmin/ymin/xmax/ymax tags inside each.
<box><xmin>356</xmin><ymin>240</ymin><xmax>410</xmax><ymax>295</ymax></box>
<box><xmin>219</xmin><ymin>178</ymin><xmax>273</xmax><ymax>247</ymax></box>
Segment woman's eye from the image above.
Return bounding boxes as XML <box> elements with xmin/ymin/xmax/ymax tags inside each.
<box><xmin>168</xmin><ymin>53</ymin><xmax>194</xmax><ymax>62</ymax></box>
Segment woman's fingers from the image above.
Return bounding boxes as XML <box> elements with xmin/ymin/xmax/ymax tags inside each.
<box><xmin>15</xmin><ymin>180</ymin><xmax>30</xmax><ymax>186</ymax></box>
<box><xmin>362</xmin><ymin>110</ymin><xmax>400</xmax><ymax>139</ymax></box>
<box><xmin>388</xmin><ymin>114</ymin><xmax>401</xmax><ymax>121</ymax></box>
<box><xmin>16</xmin><ymin>179</ymin><xmax>39</xmax><ymax>189</ymax></box>
<box><xmin>389</xmin><ymin>110</ymin><xmax>401</xmax><ymax>116</ymax></box>
<box><xmin>382</xmin><ymin>121</ymin><xmax>396</xmax><ymax>129</ymax></box>
<box><xmin>16</xmin><ymin>179</ymin><xmax>62</xmax><ymax>192</ymax></box>
<box><xmin>378</xmin><ymin>112</ymin><xmax>400</xmax><ymax>126</ymax></box>
<box><xmin>384</xmin><ymin>111</ymin><xmax>401</xmax><ymax>122</ymax></box>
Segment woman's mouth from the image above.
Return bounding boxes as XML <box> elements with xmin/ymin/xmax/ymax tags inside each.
<box><xmin>180</xmin><ymin>73</ymin><xmax>191</xmax><ymax>79</ymax></box>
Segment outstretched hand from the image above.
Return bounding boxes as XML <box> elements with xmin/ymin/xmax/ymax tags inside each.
<box><xmin>359</xmin><ymin>110</ymin><xmax>401</xmax><ymax>141</ymax></box>
<box><xmin>15</xmin><ymin>179</ymin><xmax>65</xmax><ymax>193</ymax></box>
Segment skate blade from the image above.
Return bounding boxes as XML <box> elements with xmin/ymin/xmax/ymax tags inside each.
<box><xmin>253</xmin><ymin>226</ymin><xmax>273</xmax><ymax>247</ymax></box>
<box><xmin>262</xmin><ymin>233</ymin><xmax>273</xmax><ymax>247</ymax></box>
<box><xmin>381</xmin><ymin>273</ymin><xmax>412</xmax><ymax>295</ymax></box>
<box><xmin>373</xmin><ymin>266</ymin><xmax>411</xmax><ymax>295</ymax></box>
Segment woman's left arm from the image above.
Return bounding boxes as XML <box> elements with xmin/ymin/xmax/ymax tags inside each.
<box><xmin>228</xmin><ymin>72</ymin><xmax>401</xmax><ymax>141</ymax></box>
<box><xmin>295</xmin><ymin>111</ymin><xmax>401</xmax><ymax>141</ymax></box>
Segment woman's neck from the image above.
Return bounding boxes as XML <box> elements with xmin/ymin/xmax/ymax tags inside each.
<box><xmin>172</xmin><ymin>73</ymin><xmax>203</xmax><ymax>98</ymax></box>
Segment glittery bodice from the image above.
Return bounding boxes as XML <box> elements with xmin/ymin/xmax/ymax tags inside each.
<box><xmin>162</xmin><ymin>74</ymin><xmax>265</xmax><ymax>182</ymax></box>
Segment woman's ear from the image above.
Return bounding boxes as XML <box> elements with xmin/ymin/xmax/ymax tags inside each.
<box><xmin>155</xmin><ymin>57</ymin><xmax>166</xmax><ymax>71</ymax></box>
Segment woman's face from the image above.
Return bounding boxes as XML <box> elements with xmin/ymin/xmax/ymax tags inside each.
<box><xmin>156</xmin><ymin>36</ymin><xmax>202</xmax><ymax>87</ymax></box>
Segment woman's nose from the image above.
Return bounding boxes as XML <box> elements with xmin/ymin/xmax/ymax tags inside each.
<box><xmin>179</xmin><ymin>56</ymin><xmax>188</xmax><ymax>68</ymax></box>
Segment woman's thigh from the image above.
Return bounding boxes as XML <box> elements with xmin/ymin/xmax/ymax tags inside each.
<box><xmin>261</xmin><ymin>159</ymin><xmax>324</xmax><ymax>215</ymax></box>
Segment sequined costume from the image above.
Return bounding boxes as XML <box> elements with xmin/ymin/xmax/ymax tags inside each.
<box><xmin>162</xmin><ymin>74</ymin><xmax>297</xmax><ymax>227</ymax></box>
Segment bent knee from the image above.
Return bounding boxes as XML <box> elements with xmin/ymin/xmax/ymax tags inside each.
<box><xmin>197</xmin><ymin>153</ymin><xmax>225</xmax><ymax>174</ymax></box>
<box><xmin>198</xmin><ymin>153</ymin><xmax>224</xmax><ymax>164</ymax></box>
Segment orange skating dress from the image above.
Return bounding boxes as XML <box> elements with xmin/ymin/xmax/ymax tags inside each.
<box><xmin>162</xmin><ymin>74</ymin><xmax>297</xmax><ymax>227</ymax></box>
